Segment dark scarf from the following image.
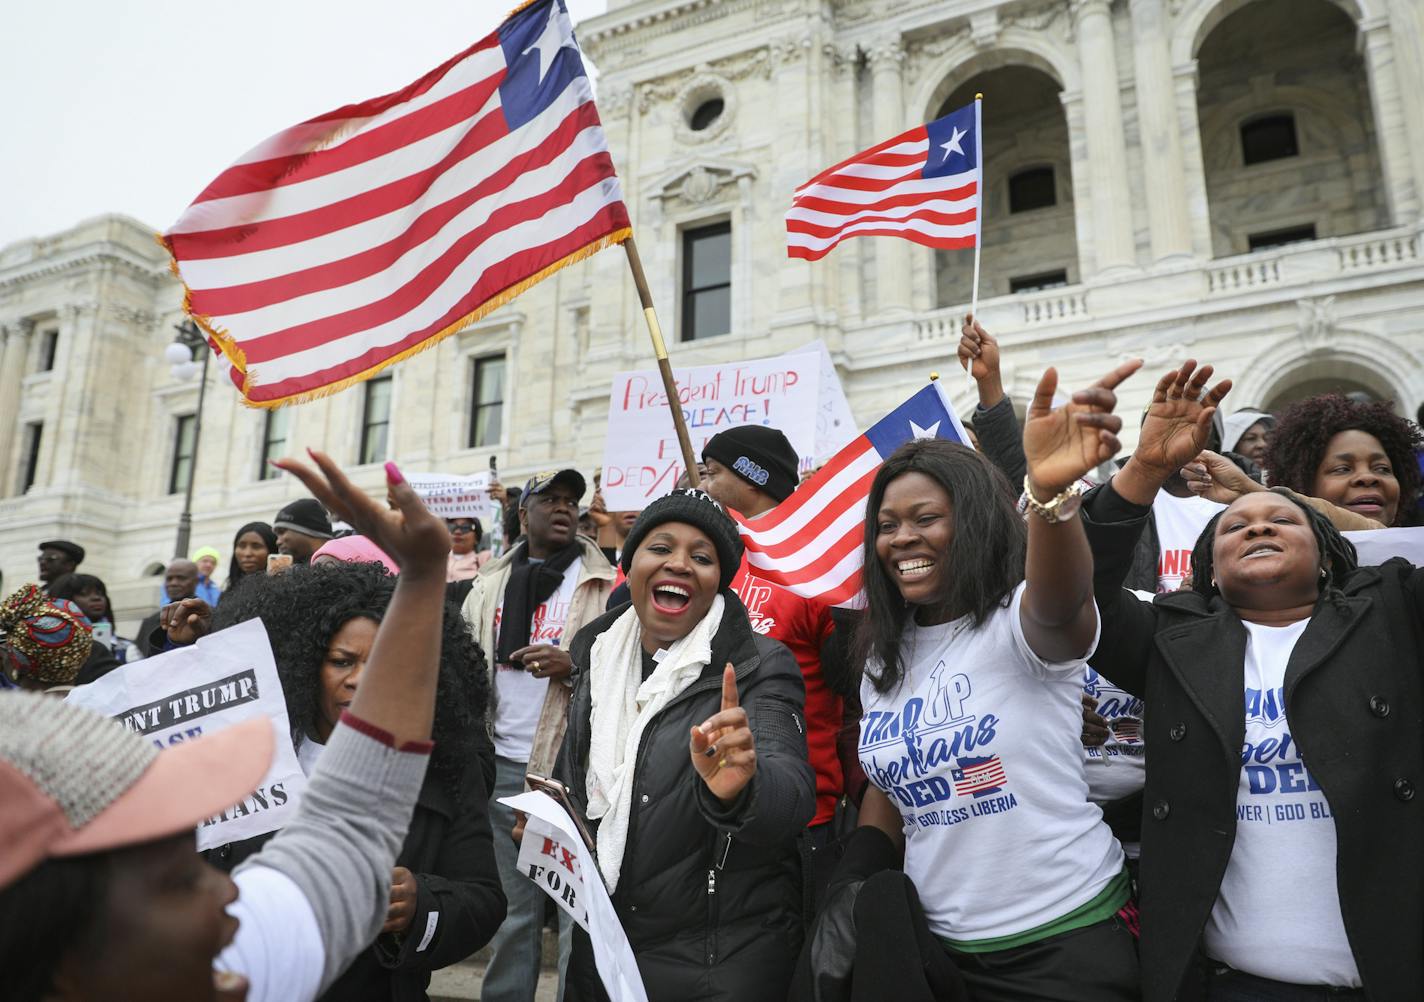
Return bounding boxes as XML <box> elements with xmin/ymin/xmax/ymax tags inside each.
<box><xmin>495</xmin><ymin>539</ymin><xmax>582</xmax><ymax>665</ymax></box>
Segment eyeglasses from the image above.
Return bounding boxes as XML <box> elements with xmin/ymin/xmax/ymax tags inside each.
<box><xmin>448</xmin><ymin>523</ymin><xmax>477</xmax><ymax>534</ymax></box>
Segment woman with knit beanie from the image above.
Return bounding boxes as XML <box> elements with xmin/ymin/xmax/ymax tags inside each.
<box><xmin>554</xmin><ymin>487</ymin><xmax>816</xmax><ymax>1002</ymax></box>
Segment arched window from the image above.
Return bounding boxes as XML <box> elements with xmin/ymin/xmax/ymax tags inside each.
<box><xmin>1008</xmin><ymin>166</ymin><xmax>1056</xmax><ymax>213</ymax></box>
<box><xmin>1240</xmin><ymin>113</ymin><xmax>1299</xmax><ymax>165</ymax></box>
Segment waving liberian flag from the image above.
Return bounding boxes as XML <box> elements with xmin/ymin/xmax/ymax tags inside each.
<box><xmin>786</xmin><ymin>100</ymin><xmax>980</xmax><ymax>260</ymax></box>
<box><xmin>162</xmin><ymin>0</ymin><xmax>629</xmax><ymax>407</ymax></box>
<box><xmin>735</xmin><ymin>381</ymin><xmax>972</xmax><ymax>607</ymax></box>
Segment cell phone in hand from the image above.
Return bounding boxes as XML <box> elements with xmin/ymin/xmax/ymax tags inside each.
<box><xmin>525</xmin><ymin>773</ymin><xmax>602</xmax><ymax>880</ymax></box>
<box><xmin>91</xmin><ymin>621</ymin><xmax>114</xmax><ymax>647</ymax></box>
<box><xmin>267</xmin><ymin>553</ymin><xmax>294</xmax><ymax>575</ymax></box>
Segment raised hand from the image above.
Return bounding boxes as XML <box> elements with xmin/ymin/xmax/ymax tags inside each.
<box><xmin>271</xmin><ymin>453</ymin><xmax>450</xmax><ymax>579</ymax></box>
<box><xmin>689</xmin><ymin>664</ymin><xmax>756</xmax><ymax>805</ymax></box>
<box><xmin>160</xmin><ymin>598</ymin><xmax>213</xmax><ymax>645</ymax></box>
<box><xmin>1133</xmin><ymin>361</ymin><xmax>1232</xmax><ymax>478</ymax></box>
<box><xmin>1022</xmin><ymin>359</ymin><xmax>1143</xmax><ymax>498</ymax></box>
<box><xmin>1182</xmin><ymin>449</ymin><xmax>1264</xmax><ymax>505</ymax></box>
<box><xmin>958</xmin><ymin>314</ymin><xmax>1003</xmax><ymax>402</ymax></box>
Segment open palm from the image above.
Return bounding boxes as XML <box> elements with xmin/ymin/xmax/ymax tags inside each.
<box><xmin>1023</xmin><ymin>360</ymin><xmax>1142</xmax><ymax>496</ymax></box>
<box><xmin>1134</xmin><ymin>361</ymin><xmax>1233</xmax><ymax>476</ymax></box>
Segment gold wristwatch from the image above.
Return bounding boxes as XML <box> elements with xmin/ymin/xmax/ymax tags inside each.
<box><xmin>1023</xmin><ymin>476</ymin><xmax>1084</xmax><ymax>523</ymax></box>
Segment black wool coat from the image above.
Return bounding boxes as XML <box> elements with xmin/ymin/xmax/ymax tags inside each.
<box><xmin>207</xmin><ymin>748</ymin><xmax>505</xmax><ymax>1002</ymax></box>
<box><xmin>555</xmin><ymin>593</ymin><xmax>817</xmax><ymax>1002</ymax></box>
<box><xmin>1083</xmin><ymin>485</ymin><xmax>1424</xmax><ymax>1001</ymax></box>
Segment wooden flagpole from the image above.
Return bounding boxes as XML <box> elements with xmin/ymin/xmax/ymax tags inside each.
<box><xmin>623</xmin><ymin>236</ymin><xmax>702</xmax><ymax>488</ymax></box>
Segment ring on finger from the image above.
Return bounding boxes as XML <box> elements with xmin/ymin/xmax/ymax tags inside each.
<box><xmin>530</xmin><ymin>659</ymin><xmax>540</xmax><ymax>670</ymax></box>
<box><xmin>717</xmin><ymin>757</ymin><xmax>729</xmax><ymax>770</ymax></box>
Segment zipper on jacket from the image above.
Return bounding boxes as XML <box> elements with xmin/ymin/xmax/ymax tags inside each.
<box><xmin>705</xmin><ymin>866</ymin><xmax>719</xmax><ymax>966</ymax></box>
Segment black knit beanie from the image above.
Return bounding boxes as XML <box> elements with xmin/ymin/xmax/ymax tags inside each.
<box><xmin>620</xmin><ymin>489</ymin><xmax>745</xmax><ymax>591</ymax></box>
<box><xmin>702</xmin><ymin>425</ymin><xmax>800</xmax><ymax>503</ymax></box>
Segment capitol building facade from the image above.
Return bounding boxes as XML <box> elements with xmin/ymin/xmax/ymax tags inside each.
<box><xmin>2</xmin><ymin>0</ymin><xmax>1422</xmax><ymax>627</ymax></box>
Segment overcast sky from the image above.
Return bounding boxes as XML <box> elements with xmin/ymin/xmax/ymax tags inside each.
<box><xmin>0</xmin><ymin>0</ymin><xmax>608</xmax><ymax>248</ymax></box>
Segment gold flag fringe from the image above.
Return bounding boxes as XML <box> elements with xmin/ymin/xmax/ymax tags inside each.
<box><xmin>156</xmin><ymin>226</ymin><xmax>631</xmax><ymax>410</ymax></box>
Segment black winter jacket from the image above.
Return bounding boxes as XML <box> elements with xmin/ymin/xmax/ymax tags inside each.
<box><xmin>207</xmin><ymin>748</ymin><xmax>505</xmax><ymax>1002</ymax></box>
<box><xmin>555</xmin><ymin>593</ymin><xmax>817</xmax><ymax>1002</ymax></box>
<box><xmin>1084</xmin><ymin>483</ymin><xmax>1424</xmax><ymax>1001</ymax></box>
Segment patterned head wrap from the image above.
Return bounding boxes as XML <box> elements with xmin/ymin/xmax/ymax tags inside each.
<box><xmin>0</xmin><ymin>585</ymin><xmax>94</xmax><ymax>687</ymax></box>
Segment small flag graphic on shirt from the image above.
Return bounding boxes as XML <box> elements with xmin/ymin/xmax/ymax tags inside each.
<box><xmin>161</xmin><ymin>0</ymin><xmax>629</xmax><ymax>407</ymax></box>
<box><xmin>951</xmin><ymin>755</ymin><xmax>1007</xmax><ymax>798</ymax></box>
<box><xmin>734</xmin><ymin>381</ymin><xmax>972</xmax><ymax>608</ymax></box>
<box><xmin>1110</xmin><ymin>717</ymin><xmax>1143</xmax><ymax>744</ymax></box>
<box><xmin>786</xmin><ymin>100</ymin><xmax>980</xmax><ymax>260</ymax></box>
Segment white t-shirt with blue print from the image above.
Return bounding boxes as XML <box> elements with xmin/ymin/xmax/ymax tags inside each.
<box><xmin>858</xmin><ymin>583</ymin><xmax>1124</xmax><ymax>943</ymax></box>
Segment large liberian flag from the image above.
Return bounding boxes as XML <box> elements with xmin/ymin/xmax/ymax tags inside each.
<box><xmin>786</xmin><ymin>100</ymin><xmax>980</xmax><ymax>261</ymax></box>
<box><xmin>162</xmin><ymin>0</ymin><xmax>629</xmax><ymax>407</ymax></box>
<box><xmin>736</xmin><ymin>381</ymin><xmax>972</xmax><ymax>607</ymax></box>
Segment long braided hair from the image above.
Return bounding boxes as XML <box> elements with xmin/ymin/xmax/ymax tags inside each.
<box><xmin>1189</xmin><ymin>489</ymin><xmax>1359</xmax><ymax>612</ymax></box>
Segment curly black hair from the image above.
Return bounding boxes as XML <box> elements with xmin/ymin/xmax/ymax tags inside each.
<box><xmin>212</xmin><ymin>561</ymin><xmax>488</xmax><ymax>805</ymax></box>
<box><xmin>1264</xmin><ymin>394</ymin><xmax>1424</xmax><ymax>525</ymax></box>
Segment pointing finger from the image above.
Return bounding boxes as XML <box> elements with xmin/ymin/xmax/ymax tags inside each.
<box><xmin>721</xmin><ymin>663</ymin><xmax>738</xmax><ymax>712</ymax></box>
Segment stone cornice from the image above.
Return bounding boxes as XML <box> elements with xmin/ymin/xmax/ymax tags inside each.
<box><xmin>0</xmin><ymin>246</ymin><xmax>170</xmax><ymax>291</ymax></box>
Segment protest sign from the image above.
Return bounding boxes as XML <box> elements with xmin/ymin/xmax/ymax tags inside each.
<box><xmin>66</xmin><ymin>619</ymin><xmax>305</xmax><ymax>851</ymax></box>
<box><xmin>1345</xmin><ymin>526</ymin><xmax>1424</xmax><ymax>567</ymax></box>
<box><xmin>500</xmin><ymin>790</ymin><xmax>648</xmax><ymax>1002</ymax></box>
<box><xmin>406</xmin><ymin>472</ymin><xmax>498</xmax><ymax>521</ymax></box>
<box><xmin>600</xmin><ymin>343</ymin><xmax>856</xmax><ymax>510</ymax></box>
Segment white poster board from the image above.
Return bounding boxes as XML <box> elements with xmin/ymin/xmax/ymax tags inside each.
<box><xmin>501</xmin><ymin>790</ymin><xmax>648</xmax><ymax>1002</ymax></box>
<box><xmin>406</xmin><ymin>472</ymin><xmax>499</xmax><ymax>521</ymax></box>
<box><xmin>66</xmin><ymin>619</ymin><xmax>305</xmax><ymax>851</ymax></box>
<box><xmin>600</xmin><ymin>342</ymin><xmax>856</xmax><ymax>510</ymax></box>
<box><xmin>1344</xmin><ymin>526</ymin><xmax>1424</xmax><ymax>567</ymax></box>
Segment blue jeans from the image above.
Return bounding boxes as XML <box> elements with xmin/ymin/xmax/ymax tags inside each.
<box><xmin>483</xmin><ymin>756</ymin><xmax>570</xmax><ymax>1002</ymax></box>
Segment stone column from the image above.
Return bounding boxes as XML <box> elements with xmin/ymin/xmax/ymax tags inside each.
<box><xmin>1128</xmin><ymin>0</ymin><xmax>1195</xmax><ymax>261</ymax></box>
<box><xmin>0</xmin><ymin>320</ymin><xmax>33</xmax><ymax>496</ymax></box>
<box><xmin>1072</xmin><ymin>0</ymin><xmax>1137</xmax><ymax>274</ymax></box>
<box><xmin>1173</xmin><ymin>61</ymin><xmax>1216</xmax><ymax>258</ymax></box>
<box><xmin>868</xmin><ymin>36</ymin><xmax>913</xmax><ymax>315</ymax></box>
<box><xmin>1386</xmin><ymin>0</ymin><xmax>1424</xmax><ymax>222</ymax></box>
<box><xmin>830</xmin><ymin>43</ymin><xmax>864</xmax><ymax>328</ymax></box>
<box><xmin>1360</xmin><ymin>15</ymin><xmax>1422</xmax><ymax>225</ymax></box>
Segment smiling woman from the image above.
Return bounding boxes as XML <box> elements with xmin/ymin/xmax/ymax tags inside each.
<box><xmin>843</xmin><ymin>360</ymin><xmax>1145</xmax><ymax>1001</ymax></box>
<box><xmin>1084</xmin><ymin>362</ymin><xmax>1424</xmax><ymax>1000</ymax></box>
<box><xmin>1264</xmin><ymin>394</ymin><xmax>1424</xmax><ymax>528</ymax></box>
<box><xmin>554</xmin><ymin>488</ymin><xmax>816</xmax><ymax>1002</ymax></box>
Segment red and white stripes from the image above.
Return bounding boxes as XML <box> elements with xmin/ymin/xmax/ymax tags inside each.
<box><xmin>786</xmin><ymin>127</ymin><xmax>978</xmax><ymax>261</ymax></box>
<box><xmin>163</xmin><ymin>19</ymin><xmax>628</xmax><ymax>407</ymax></box>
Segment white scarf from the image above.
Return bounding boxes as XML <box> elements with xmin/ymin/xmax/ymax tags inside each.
<box><xmin>585</xmin><ymin>594</ymin><xmax>725</xmax><ymax>892</ymax></box>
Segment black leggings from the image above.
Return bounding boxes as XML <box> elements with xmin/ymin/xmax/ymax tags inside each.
<box><xmin>950</xmin><ymin>914</ymin><xmax>1141</xmax><ymax>1002</ymax></box>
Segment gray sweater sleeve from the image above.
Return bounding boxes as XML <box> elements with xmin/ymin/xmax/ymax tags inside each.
<box><xmin>234</xmin><ymin>715</ymin><xmax>432</xmax><ymax>992</ymax></box>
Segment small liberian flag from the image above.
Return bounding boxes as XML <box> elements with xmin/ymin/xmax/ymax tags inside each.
<box><xmin>162</xmin><ymin>0</ymin><xmax>629</xmax><ymax>407</ymax></box>
<box><xmin>734</xmin><ymin>381</ymin><xmax>972</xmax><ymax>607</ymax></box>
<box><xmin>951</xmin><ymin>755</ymin><xmax>1008</xmax><ymax>798</ymax></box>
<box><xmin>786</xmin><ymin>100</ymin><xmax>980</xmax><ymax>260</ymax></box>
<box><xmin>1110</xmin><ymin>717</ymin><xmax>1143</xmax><ymax>744</ymax></box>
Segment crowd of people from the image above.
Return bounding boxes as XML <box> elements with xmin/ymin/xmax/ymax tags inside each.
<box><xmin>3</xmin><ymin>315</ymin><xmax>1424</xmax><ymax>1002</ymax></box>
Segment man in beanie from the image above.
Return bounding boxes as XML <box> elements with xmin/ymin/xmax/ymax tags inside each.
<box><xmin>273</xmin><ymin>498</ymin><xmax>334</xmax><ymax>564</ymax></box>
<box><xmin>460</xmin><ymin>469</ymin><xmax>613</xmax><ymax>1002</ymax></box>
<box><xmin>36</xmin><ymin>540</ymin><xmax>85</xmax><ymax>595</ymax></box>
<box><xmin>702</xmin><ymin>425</ymin><xmax>849</xmax><ymax>908</ymax></box>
